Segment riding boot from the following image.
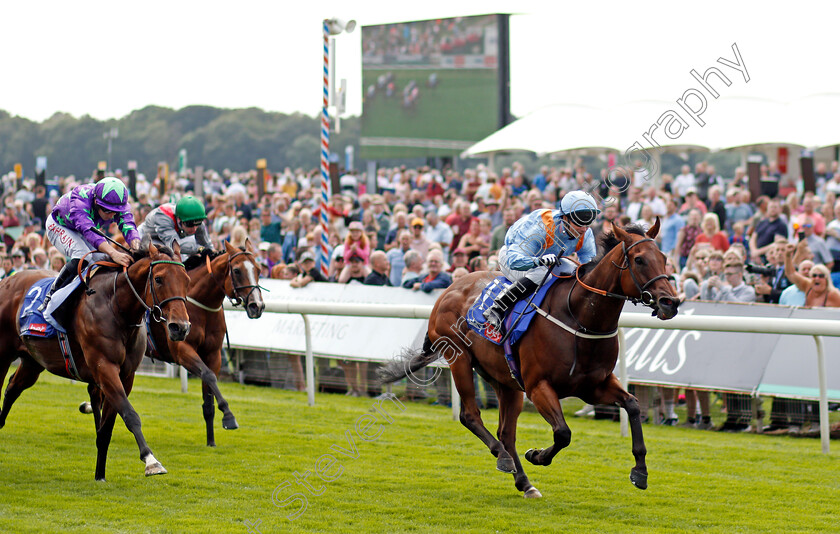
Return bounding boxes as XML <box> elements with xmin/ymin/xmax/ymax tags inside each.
<box><xmin>38</xmin><ymin>258</ymin><xmax>81</xmax><ymax>313</ymax></box>
<box><xmin>483</xmin><ymin>277</ymin><xmax>539</xmax><ymax>331</ymax></box>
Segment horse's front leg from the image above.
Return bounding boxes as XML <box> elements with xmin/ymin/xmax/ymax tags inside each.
<box><xmin>175</xmin><ymin>346</ymin><xmax>238</xmax><ymax>437</ymax></box>
<box><xmin>92</xmin><ymin>361</ymin><xmax>166</xmax><ymax>478</ymax></box>
<box><xmin>524</xmin><ymin>380</ymin><xmax>572</xmax><ymax>467</ymax></box>
<box><xmin>587</xmin><ymin>374</ymin><xmax>647</xmax><ymax>490</ymax></box>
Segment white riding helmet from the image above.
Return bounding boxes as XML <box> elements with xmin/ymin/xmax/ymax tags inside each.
<box><xmin>560</xmin><ymin>191</ymin><xmax>601</xmax><ymax>226</ymax></box>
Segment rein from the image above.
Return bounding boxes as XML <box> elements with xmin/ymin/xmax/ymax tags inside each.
<box><xmin>575</xmin><ymin>238</ymin><xmax>668</xmax><ymax>307</ymax></box>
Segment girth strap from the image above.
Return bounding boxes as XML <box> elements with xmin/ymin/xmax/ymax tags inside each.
<box><xmin>58</xmin><ymin>331</ymin><xmax>82</xmax><ymax>381</ymax></box>
<box><xmin>529</xmin><ymin>303</ymin><xmax>618</xmax><ymax>339</ymax></box>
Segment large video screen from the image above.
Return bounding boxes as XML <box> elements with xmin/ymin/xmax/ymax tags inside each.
<box><xmin>360</xmin><ymin>14</ymin><xmax>511</xmax><ymax>159</ymax></box>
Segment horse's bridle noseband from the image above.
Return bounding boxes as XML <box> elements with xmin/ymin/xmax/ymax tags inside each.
<box><xmin>576</xmin><ymin>237</ymin><xmax>669</xmax><ymax>309</ymax></box>
<box><xmin>206</xmin><ymin>250</ymin><xmax>267</xmax><ymax>308</ymax></box>
<box><xmin>121</xmin><ymin>259</ymin><xmax>188</xmax><ymax>323</ymax></box>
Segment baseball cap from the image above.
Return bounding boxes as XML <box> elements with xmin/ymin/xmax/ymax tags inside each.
<box><xmin>348</xmin><ymin>221</ymin><xmax>364</xmax><ymax>231</ymax></box>
<box><xmin>411</xmin><ymin>218</ymin><xmax>425</xmax><ymax>227</ymax></box>
<box><xmin>453</xmin><ymin>248</ymin><xmax>468</xmax><ymax>255</ymax></box>
<box><xmin>299</xmin><ymin>251</ymin><xmax>316</xmax><ymax>263</ymax></box>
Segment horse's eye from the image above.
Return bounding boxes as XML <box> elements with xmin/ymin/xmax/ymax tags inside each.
<box><xmin>634</xmin><ymin>257</ymin><xmax>644</xmax><ymax>266</ymax></box>
<box><xmin>154</xmin><ymin>276</ymin><xmax>163</xmax><ymax>284</ymax></box>
<box><xmin>233</xmin><ymin>268</ymin><xmax>241</xmax><ymax>276</ymax></box>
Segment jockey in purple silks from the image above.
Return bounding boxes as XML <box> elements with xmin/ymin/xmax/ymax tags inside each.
<box><xmin>39</xmin><ymin>177</ymin><xmax>141</xmax><ymax>311</ymax></box>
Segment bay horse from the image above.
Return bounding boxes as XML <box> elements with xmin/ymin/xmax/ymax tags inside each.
<box><xmin>83</xmin><ymin>240</ymin><xmax>266</xmax><ymax>446</ymax></box>
<box><xmin>0</xmin><ymin>239</ymin><xmax>191</xmax><ymax>481</ymax></box>
<box><xmin>380</xmin><ymin>221</ymin><xmax>679</xmax><ymax>497</ymax></box>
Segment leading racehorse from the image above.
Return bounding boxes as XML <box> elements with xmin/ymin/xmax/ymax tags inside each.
<box><xmin>0</xmin><ymin>238</ymin><xmax>191</xmax><ymax>481</ymax></box>
<box><xmin>82</xmin><ymin>240</ymin><xmax>266</xmax><ymax>446</ymax></box>
<box><xmin>380</xmin><ymin>221</ymin><xmax>679</xmax><ymax>497</ymax></box>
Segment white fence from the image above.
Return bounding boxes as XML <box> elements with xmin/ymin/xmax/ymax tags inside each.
<box><xmin>223</xmin><ymin>299</ymin><xmax>840</xmax><ymax>454</ymax></box>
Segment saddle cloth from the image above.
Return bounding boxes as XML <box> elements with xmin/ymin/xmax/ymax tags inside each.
<box><xmin>19</xmin><ymin>278</ymin><xmax>62</xmax><ymax>337</ymax></box>
<box><xmin>465</xmin><ymin>275</ymin><xmax>563</xmax><ymax>390</ymax></box>
<box><xmin>466</xmin><ymin>274</ymin><xmax>561</xmax><ymax>346</ymax></box>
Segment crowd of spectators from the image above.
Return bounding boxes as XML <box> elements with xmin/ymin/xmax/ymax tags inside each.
<box><xmin>2</xmin><ymin>157</ymin><xmax>839</xmax><ymax>431</ymax></box>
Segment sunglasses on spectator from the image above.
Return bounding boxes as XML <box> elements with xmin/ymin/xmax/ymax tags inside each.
<box><xmin>803</xmin><ymin>223</ymin><xmax>814</xmax><ymax>228</ymax></box>
<box><xmin>811</xmin><ymin>273</ymin><xmax>826</xmax><ymax>279</ymax></box>
<box><xmin>183</xmin><ymin>220</ymin><xmax>204</xmax><ymax>228</ymax></box>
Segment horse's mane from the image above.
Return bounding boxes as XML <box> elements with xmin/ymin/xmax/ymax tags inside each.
<box><xmin>579</xmin><ymin>224</ymin><xmax>648</xmax><ymax>276</ymax></box>
<box><xmin>182</xmin><ymin>248</ymin><xmax>228</xmax><ymax>271</ymax></box>
<box><xmin>128</xmin><ymin>245</ymin><xmax>177</xmax><ymax>264</ymax></box>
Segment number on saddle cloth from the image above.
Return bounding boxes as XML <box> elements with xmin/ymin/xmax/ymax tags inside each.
<box><xmin>466</xmin><ymin>275</ymin><xmax>561</xmax><ymax>346</ymax></box>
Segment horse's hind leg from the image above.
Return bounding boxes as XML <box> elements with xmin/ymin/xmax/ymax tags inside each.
<box><xmin>0</xmin><ymin>356</ymin><xmax>44</xmax><ymax>429</ymax></box>
<box><xmin>496</xmin><ymin>386</ymin><xmax>541</xmax><ymax>498</ymax></box>
<box><xmin>524</xmin><ymin>380</ymin><xmax>572</xmax><ymax>467</ymax></box>
<box><xmin>588</xmin><ymin>374</ymin><xmax>648</xmax><ymax>490</ymax></box>
<box><xmin>450</xmin><ymin>356</ymin><xmax>514</xmax><ymax>473</ymax></box>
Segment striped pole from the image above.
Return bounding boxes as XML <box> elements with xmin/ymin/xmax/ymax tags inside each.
<box><xmin>319</xmin><ymin>19</ymin><xmax>331</xmax><ymax>279</ymax></box>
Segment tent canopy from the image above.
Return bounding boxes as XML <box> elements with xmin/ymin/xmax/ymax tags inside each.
<box><xmin>463</xmin><ymin>94</ymin><xmax>840</xmax><ymax>158</ymax></box>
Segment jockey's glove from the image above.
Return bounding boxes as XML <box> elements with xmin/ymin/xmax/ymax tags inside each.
<box><xmin>538</xmin><ymin>254</ymin><xmax>558</xmax><ymax>267</ymax></box>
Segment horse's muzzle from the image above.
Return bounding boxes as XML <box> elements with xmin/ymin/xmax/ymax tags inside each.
<box><xmin>167</xmin><ymin>321</ymin><xmax>191</xmax><ymax>341</ymax></box>
<box><xmin>246</xmin><ymin>300</ymin><xmax>265</xmax><ymax>319</ymax></box>
<box><xmin>656</xmin><ymin>296</ymin><xmax>679</xmax><ymax>320</ymax></box>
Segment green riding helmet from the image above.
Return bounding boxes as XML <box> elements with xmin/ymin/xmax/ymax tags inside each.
<box><xmin>175</xmin><ymin>196</ymin><xmax>207</xmax><ymax>222</ymax></box>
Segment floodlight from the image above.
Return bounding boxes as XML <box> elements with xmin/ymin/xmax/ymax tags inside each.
<box><xmin>326</xmin><ymin>18</ymin><xmax>356</xmax><ymax>35</ymax></box>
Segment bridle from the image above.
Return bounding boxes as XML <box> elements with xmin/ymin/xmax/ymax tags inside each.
<box><xmin>114</xmin><ymin>258</ymin><xmax>188</xmax><ymax>323</ymax></box>
<box><xmin>205</xmin><ymin>250</ymin><xmax>267</xmax><ymax>308</ymax></box>
<box><xmin>78</xmin><ymin>251</ymin><xmax>187</xmax><ymax>323</ymax></box>
<box><xmin>575</xmin><ymin>237</ymin><xmax>669</xmax><ymax>308</ymax></box>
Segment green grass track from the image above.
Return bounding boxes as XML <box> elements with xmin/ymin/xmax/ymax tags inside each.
<box><xmin>0</xmin><ymin>372</ymin><xmax>838</xmax><ymax>533</ymax></box>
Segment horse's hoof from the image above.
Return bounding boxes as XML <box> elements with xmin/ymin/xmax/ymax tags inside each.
<box><xmin>496</xmin><ymin>456</ymin><xmax>517</xmax><ymax>474</ymax></box>
<box><xmin>79</xmin><ymin>402</ymin><xmax>93</xmax><ymax>414</ymax></box>
<box><xmin>630</xmin><ymin>468</ymin><xmax>648</xmax><ymax>490</ymax></box>
<box><xmin>222</xmin><ymin>415</ymin><xmax>239</xmax><ymax>430</ymax></box>
<box><xmin>95</xmin><ymin>478</ymin><xmax>106</xmax><ymax>483</ymax></box>
<box><xmin>145</xmin><ymin>462</ymin><xmax>168</xmax><ymax>477</ymax></box>
<box><xmin>207</xmin><ymin>442</ymin><xmax>217</xmax><ymax>448</ymax></box>
<box><xmin>523</xmin><ymin>487</ymin><xmax>543</xmax><ymax>499</ymax></box>
<box><xmin>524</xmin><ymin>448</ymin><xmax>540</xmax><ymax>465</ymax></box>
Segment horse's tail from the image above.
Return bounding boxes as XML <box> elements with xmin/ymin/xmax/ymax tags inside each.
<box><xmin>378</xmin><ymin>333</ymin><xmax>437</xmax><ymax>384</ymax></box>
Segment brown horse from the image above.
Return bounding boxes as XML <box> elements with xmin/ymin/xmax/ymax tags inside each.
<box><xmin>0</xmin><ymin>240</ymin><xmax>191</xmax><ymax>481</ymax></box>
<box><xmin>84</xmin><ymin>240</ymin><xmax>266</xmax><ymax>446</ymax></box>
<box><xmin>380</xmin><ymin>221</ymin><xmax>679</xmax><ymax>497</ymax></box>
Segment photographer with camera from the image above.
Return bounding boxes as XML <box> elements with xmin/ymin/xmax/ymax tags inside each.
<box><xmin>747</xmin><ymin>241</ymin><xmax>791</xmax><ymax>304</ymax></box>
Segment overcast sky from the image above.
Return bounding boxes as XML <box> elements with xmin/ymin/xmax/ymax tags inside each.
<box><xmin>2</xmin><ymin>1</ymin><xmax>838</xmax><ymax>123</ymax></box>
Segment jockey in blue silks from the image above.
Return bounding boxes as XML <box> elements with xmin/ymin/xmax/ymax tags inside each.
<box><xmin>483</xmin><ymin>190</ymin><xmax>601</xmax><ymax>330</ymax></box>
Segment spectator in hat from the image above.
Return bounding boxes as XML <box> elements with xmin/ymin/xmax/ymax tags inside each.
<box><xmin>343</xmin><ymin>251</ymin><xmax>367</xmax><ymax>284</ymax></box>
<box><xmin>363</xmin><ymin>251</ymin><xmax>391</xmax><ymax>286</ymax></box>
<box><xmin>409</xmin><ymin>217</ymin><xmax>431</xmax><ymax>261</ymax></box>
<box><xmin>448</xmin><ymin>248</ymin><xmax>470</xmax><ymax>273</ymax></box>
<box><xmin>290</xmin><ymin>251</ymin><xmax>326</xmax><ymax>288</ymax></box>
<box><xmin>328</xmin><ymin>244</ymin><xmax>345</xmax><ymax>282</ymax></box>
<box><xmin>338</xmin><ymin>221</ymin><xmax>371</xmax><ymax>283</ymax></box>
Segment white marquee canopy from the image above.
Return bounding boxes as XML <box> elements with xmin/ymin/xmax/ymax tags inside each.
<box><xmin>463</xmin><ymin>94</ymin><xmax>840</xmax><ymax>159</ymax></box>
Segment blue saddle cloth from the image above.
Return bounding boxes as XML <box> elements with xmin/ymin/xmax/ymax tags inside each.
<box><xmin>466</xmin><ymin>275</ymin><xmax>562</xmax><ymax>390</ymax></box>
<box><xmin>20</xmin><ymin>278</ymin><xmax>63</xmax><ymax>338</ymax></box>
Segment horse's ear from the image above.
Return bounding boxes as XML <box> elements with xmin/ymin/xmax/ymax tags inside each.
<box><xmin>149</xmin><ymin>242</ymin><xmax>159</xmax><ymax>257</ymax></box>
<box><xmin>611</xmin><ymin>220</ymin><xmax>630</xmax><ymax>243</ymax></box>
<box><xmin>245</xmin><ymin>237</ymin><xmax>257</xmax><ymax>253</ymax></box>
<box><xmin>140</xmin><ymin>233</ymin><xmax>151</xmax><ymax>251</ymax></box>
<box><xmin>171</xmin><ymin>239</ymin><xmax>181</xmax><ymax>258</ymax></box>
<box><xmin>647</xmin><ymin>217</ymin><xmax>661</xmax><ymax>239</ymax></box>
<box><xmin>224</xmin><ymin>240</ymin><xmax>237</xmax><ymax>254</ymax></box>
